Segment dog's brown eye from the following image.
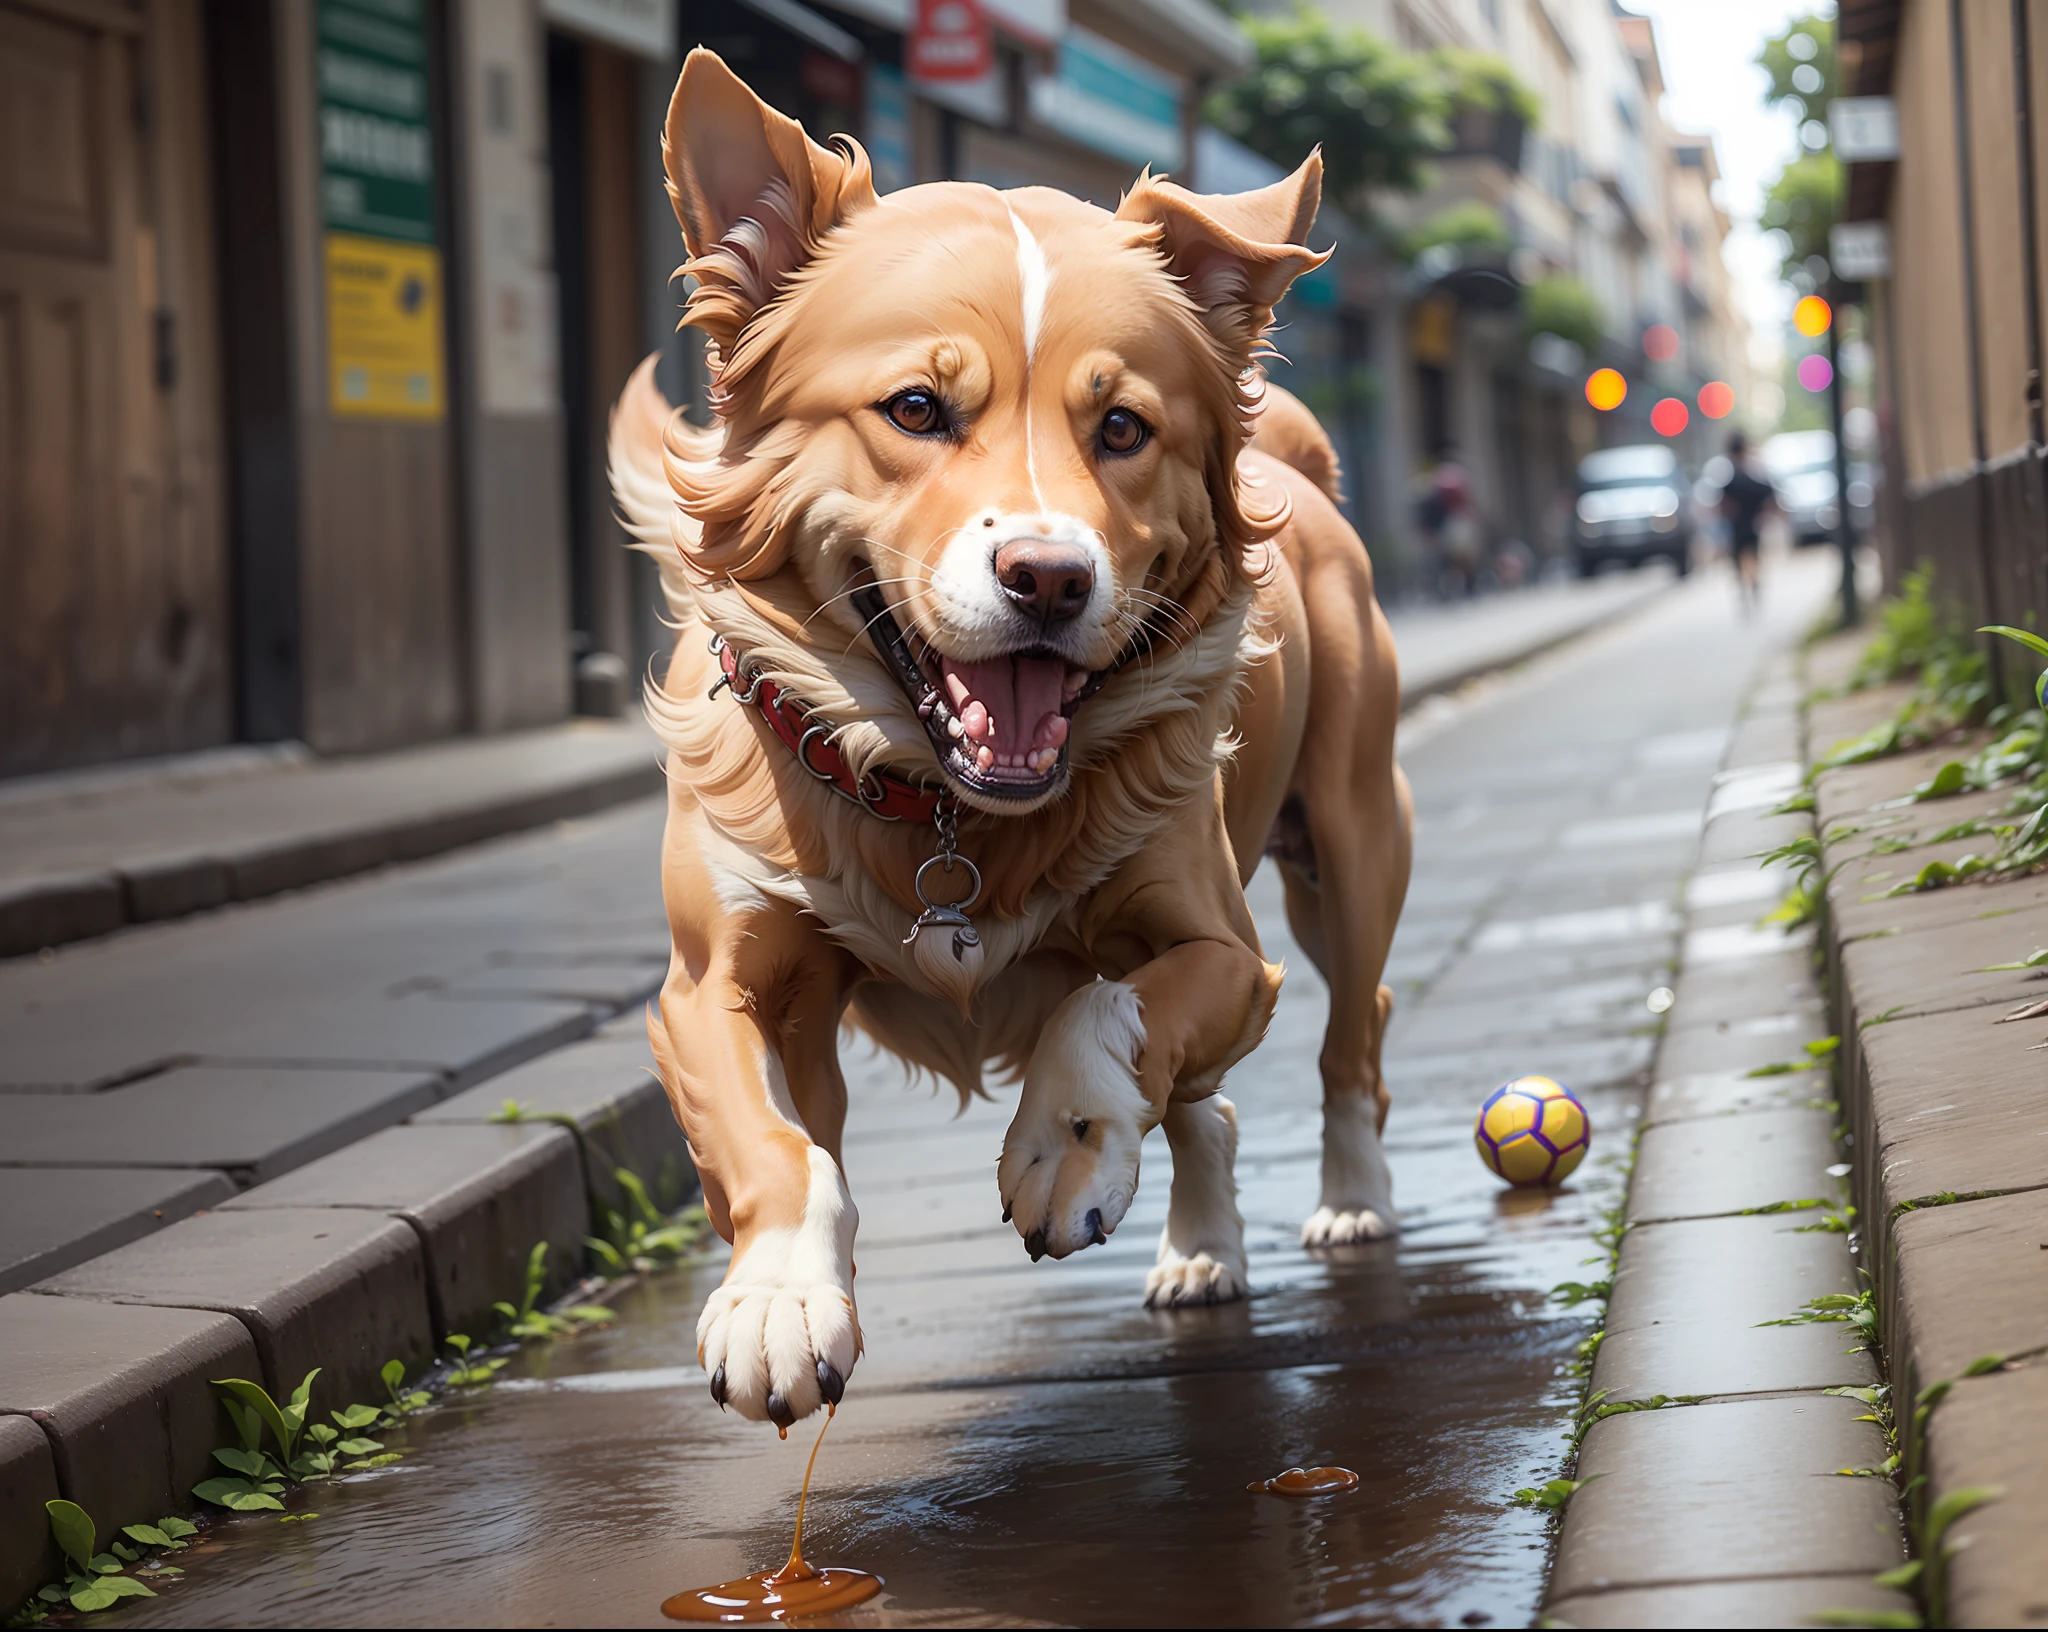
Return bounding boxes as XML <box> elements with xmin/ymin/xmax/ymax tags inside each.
<box><xmin>1100</xmin><ymin>409</ymin><xmax>1147</xmax><ymax>455</ymax></box>
<box><xmin>1072</xmin><ymin>1119</ymin><xmax>1091</xmax><ymax>1141</ymax></box>
<box><xmin>884</xmin><ymin>390</ymin><xmax>945</xmax><ymax>436</ymax></box>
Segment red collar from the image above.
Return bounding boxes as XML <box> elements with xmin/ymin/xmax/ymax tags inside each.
<box><xmin>710</xmin><ymin>635</ymin><xmax>947</xmax><ymax>824</ymax></box>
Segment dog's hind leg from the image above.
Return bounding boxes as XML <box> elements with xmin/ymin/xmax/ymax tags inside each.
<box><xmin>1144</xmin><ymin>1094</ymin><xmax>1248</xmax><ymax>1308</ymax></box>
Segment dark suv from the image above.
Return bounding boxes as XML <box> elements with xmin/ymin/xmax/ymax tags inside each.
<box><xmin>1571</xmin><ymin>444</ymin><xmax>1692</xmax><ymax>577</ymax></box>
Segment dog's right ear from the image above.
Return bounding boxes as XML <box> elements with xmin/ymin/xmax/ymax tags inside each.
<box><xmin>664</xmin><ymin>50</ymin><xmax>875</xmax><ymax>353</ymax></box>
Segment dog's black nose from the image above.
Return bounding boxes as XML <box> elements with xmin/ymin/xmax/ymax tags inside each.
<box><xmin>995</xmin><ymin>540</ymin><xmax>1093</xmax><ymax>625</ymax></box>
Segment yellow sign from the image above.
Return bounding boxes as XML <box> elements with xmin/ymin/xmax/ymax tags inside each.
<box><xmin>324</xmin><ymin>232</ymin><xmax>444</xmax><ymax>419</ymax></box>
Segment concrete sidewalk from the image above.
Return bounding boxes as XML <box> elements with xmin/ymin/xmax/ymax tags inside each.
<box><xmin>1797</xmin><ymin>632</ymin><xmax>2048</xmax><ymax>1628</ymax></box>
<box><xmin>0</xmin><ymin>717</ymin><xmax>662</xmax><ymax>959</ymax></box>
<box><xmin>1546</xmin><ymin>620</ymin><xmax>1915</xmax><ymax>1626</ymax></box>
<box><xmin>0</xmin><ymin>571</ymin><xmax>1673</xmax><ymax>1611</ymax></box>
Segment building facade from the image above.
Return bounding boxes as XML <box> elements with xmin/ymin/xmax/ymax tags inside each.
<box><xmin>1838</xmin><ymin>0</ymin><xmax>2048</xmax><ymax>651</ymax></box>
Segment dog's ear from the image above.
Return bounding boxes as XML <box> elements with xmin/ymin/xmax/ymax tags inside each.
<box><xmin>664</xmin><ymin>50</ymin><xmax>876</xmax><ymax>352</ymax></box>
<box><xmin>1115</xmin><ymin>155</ymin><xmax>1329</xmax><ymax>359</ymax></box>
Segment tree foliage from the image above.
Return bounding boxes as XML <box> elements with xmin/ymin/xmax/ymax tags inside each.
<box><xmin>1205</xmin><ymin>11</ymin><xmax>1538</xmax><ymax>221</ymax></box>
<box><xmin>1762</xmin><ymin>150</ymin><xmax>1841</xmax><ymax>284</ymax></box>
<box><xmin>1403</xmin><ymin>201</ymin><xmax>1511</xmax><ymax>263</ymax></box>
<box><xmin>1757</xmin><ymin>12</ymin><xmax>1838</xmax><ymax>131</ymax></box>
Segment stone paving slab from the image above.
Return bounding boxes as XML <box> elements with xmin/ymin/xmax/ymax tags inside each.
<box><xmin>0</xmin><ymin>1168</ymin><xmax>236</xmax><ymax>1296</ymax></box>
<box><xmin>219</xmin><ymin>1124</ymin><xmax>585</xmax><ymax>1340</ymax></box>
<box><xmin>1546</xmin><ymin>1572</ymin><xmax>1918</xmax><ymax>1628</ymax></box>
<box><xmin>1835</xmin><ymin>870</ymin><xmax>2048</xmax><ymax>948</ymax></box>
<box><xmin>1626</xmin><ymin>1106</ymin><xmax>1842</xmax><ymax>1224</ymax></box>
<box><xmin>35</xmin><ymin>1209</ymin><xmax>435</xmax><ymax>1409</ymax></box>
<box><xmin>0</xmin><ymin>1294</ymin><xmax>255</xmax><ymax>1549</ymax></box>
<box><xmin>0</xmin><ymin>720</ymin><xmax>661</xmax><ymax>958</ymax></box>
<box><xmin>1644</xmin><ymin>1065</ymin><xmax>1825</xmax><ymax>1125</ymax></box>
<box><xmin>1859</xmin><ymin>1003</ymin><xmax>2048</xmax><ymax>1245</ymax></box>
<box><xmin>0</xmin><ymin>1065</ymin><xmax>444</xmax><ymax>1183</ymax></box>
<box><xmin>1595</xmin><ymin>1213</ymin><xmax>1877</xmax><ymax>1402</ymax></box>
<box><xmin>1921</xmin><ymin>1365</ymin><xmax>2048</xmax><ymax>1628</ymax></box>
<box><xmin>1667</xmin><ymin>947</ymin><xmax>1817</xmax><ymax>1027</ymax></box>
<box><xmin>0</xmin><ymin>1414</ymin><xmax>60</xmax><ymax>1609</ymax></box>
<box><xmin>1890</xmin><ymin>1189</ymin><xmax>2048</xmax><ymax>1387</ymax></box>
<box><xmin>1840</xmin><ymin>904</ymin><xmax>2048</xmax><ymax>1022</ymax></box>
<box><xmin>416</xmin><ymin>1035</ymin><xmax>691</xmax><ymax>1217</ymax></box>
<box><xmin>1653</xmin><ymin>1006</ymin><xmax>1831</xmax><ymax>1079</ymax></box>
<box><xmin>1549</xmin><ymin>1394</ymin><xmax>1902</xmax><ymax>1601</ymax></box>
<box><xmin>0</xmin><ymin>991</ymin><xmax>596</xmax><ymax>1095</ymax></box>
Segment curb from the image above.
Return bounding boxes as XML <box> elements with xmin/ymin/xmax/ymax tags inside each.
<box><xmin>1544</xmin><ymin>645</ymin><xmax>1915</xmax><ymax>1626</ymax></box>
<box><xmin>1802</xmin><ymin>633</ymin><xmax>2048</xmax><ymax>1628</ymax></box>
<box><xmin>0</xmin><ymin>754</ymin><xmax>663</xmax><ymax>962</ymax></box>
<box><xmin>0</xmin><ymin>1010</ymin><xmax>692</xmax><ymax>1608</ymax></box>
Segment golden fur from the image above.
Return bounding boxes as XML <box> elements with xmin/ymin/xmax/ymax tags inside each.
<box><xmin>610</xmin><ymin>51</ymin><xmax>1413</xmax><ymax>1427</ymax></box>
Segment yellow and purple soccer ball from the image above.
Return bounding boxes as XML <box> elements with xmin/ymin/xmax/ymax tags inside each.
<box><xmin>1474</xmin><ymin>1076</ymin><xmax>1590</xmax><ymax>1187</ymax></box>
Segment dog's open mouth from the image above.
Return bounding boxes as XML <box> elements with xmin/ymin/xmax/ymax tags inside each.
<box><xmin>850</xmin><ymin>584</ymin><xmax>1110</xmax><ymax>803</ymax></box>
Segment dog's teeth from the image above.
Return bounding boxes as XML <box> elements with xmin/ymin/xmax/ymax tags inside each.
<box><xmin>947</xmin><ymin>717</ymin><xmax>965</xmax><ymax>738</ymax></box>
<box><xmin>976</xmin><ymin>745</ymin><xmax>995</xmax><ymax>772</ymax></box>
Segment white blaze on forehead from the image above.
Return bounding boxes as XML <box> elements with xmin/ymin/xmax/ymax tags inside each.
<box><xmin>1006</xmin><ymin>204</ymin><xmax>1051</xmax><ymax>509</ymax></box>
<box><xmin>1006</xmin><ymin>205</ymin><xmax>1050</xmax><ymax>359</ymax></box>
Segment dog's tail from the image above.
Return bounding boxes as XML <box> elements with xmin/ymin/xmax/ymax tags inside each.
<box><xmin>607</xmin><ymin>353</ymin><xmax>707</xmax><ymax>621</ymax></box>
<box><xmin>1248</xmin><ymin>380</ymin><xmax>1344</xmax><ymax>507</ymax></box>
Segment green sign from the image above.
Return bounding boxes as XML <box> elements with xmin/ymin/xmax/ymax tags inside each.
<box><xmin>316</xmin><ymin>0</ymin><xmax>436</xmax><ymax>244</ymax></box>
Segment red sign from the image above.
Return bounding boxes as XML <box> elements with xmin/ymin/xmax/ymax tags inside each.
<box><xmin>909</xmin><ymin>0</ymin><xmax>992</xmax><ymax>83</ymax></box>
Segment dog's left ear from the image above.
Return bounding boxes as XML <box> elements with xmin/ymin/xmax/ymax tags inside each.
<box><xmin>1115</xmin><ymin>154</ymin><xmax>1329</xmax><ymax>359</ymax></box>
<box><xmin>664</xmin><ymin>49</ymin><xmax>878</xmax><ymax>354</ymax></box>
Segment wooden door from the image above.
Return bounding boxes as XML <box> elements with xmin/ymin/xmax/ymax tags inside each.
<box><xmin>0</xmin><ymin>0</ymin><xmax>226</xmax><ymax>777</ymax></box>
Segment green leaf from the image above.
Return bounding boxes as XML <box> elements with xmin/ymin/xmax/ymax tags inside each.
<box><xmin>334</xmin><ymin>1437</ymin><xmax>383</xmax><ymax>1456</ymax></box>
<box><xmin>211</xmin><ymin>1446</ymin><xmax>268</xmax><ymax>1477</ymax></box>
<box><xmin>157</xmin><ymin>1516</ymin><xmax>198</xmax><ymax>1540</ymax></box>
<box><xmin>192</xmin><ymin>1477</ymin><xmax>286</xmax><ymax>1512</ymax></box>
<box><xmin>1980</xmin><ymin>623</ymin><xmax>2048</xmax><ymax>660</ymax></box>
<box><xmin>381</xmin><ymin>1358</ymin><xmax>406</xmax><ymax>1394</ymax></box>
<box><xmin>68</xmin><ymin>1581</ymin><xmax>121</xmax><ymax>1613</ymax></box>
<box><xmin>585</xmin><ymin>1236</ymin><xmax>625</xmax><ymax>1271</ymax></box>
<box><xmin>212</xmin><ymin>1378</ymin><xmax>292</xmax><ymax>1459</ymax></box>
<box><xmin>1926</xmin><ymin>1483</ymin><xmax>2002</xmax><ymax>1545</ymax></box>
<box><xmin>565</xmin><ymin>1306</ymin><xmax>616</xmax><ymax>1324</ymax></box>
<box><xmin>488</xmin><ymin>1098</ymin><xmax>530</xmax><ymax>1123</ymax></box>
<box><xmin>1874</xmin><ymin>1560</ymin><xmax>1923</xmax><ymax>1590</ymax></box>
<box><xmin>331</xmin><ymin>1403</ymin><xmax>380</xmax><ymax>1430</ymax></box>
<box><xmin>1962</xmin><ymin>1352</ymin><xmax>2008</xmax><ymax>1376</ymax></box>
<box><xmin>1804</xmin><ymin>1035</ymin><xmax>1841</xmax><ymax>1057</ymax></box>
<box><xmin>94</xmin><ymin>1576</ymin><xmax>157</xmax><ymax>1602</ymax></box>
<box><xmin>305</xmin><ymin>1423</ymin><xmax>337</xmax><ymax>1446</ymax></box>
<box><xmin>87</xmin><ymin>1555</ymin><xmax>122</xmax><ymax>1574</ymax></box>
<box><xmin>45</xmin><ymin>1499</ymin><xmax>95</xmax><ymax>1571</ymax></box>
<box><xmin>445</xmin><ymin>1333</ymin><xmax>472</xmax><ymax>1358</ymax></box>
<box><xmin>342</xmin><ymin>1453</ymin><xmax>404</xmax><ymax>1471</ymax></box>
<box><xmin>121</xmin><ymin>1525</ymin><xmax>173</xmax><ymax>1550</ymax></box>
<box><xmin>110</xmin><ymin>1542</ymin><xmax>138</xmax><ymax>1562</ymax></box>
<box><xmin>1805</xmin><ymin>1611</ymin><xmax>1921</xmax><ymax>1629</ymax></box>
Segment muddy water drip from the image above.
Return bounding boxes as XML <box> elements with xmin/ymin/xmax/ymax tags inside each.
<box><xmin>1247</xmin><ymin>1466</ymin><xmax>1361</xmax><ymax>1497</ymax></box>
<box><xmin>661</xmin><ymin>1408</ymin><xmax>882</xmax><ymax>1623</ymax></box>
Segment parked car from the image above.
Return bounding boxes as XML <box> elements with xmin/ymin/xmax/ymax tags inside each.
<box><xmin>1570</xmin><ymin>444</ymin><xmax>1693</xmax><ymax>577</ymax></box>
<box><xmin>1763</xmin><ymin>429</ymin><xmax>1842</xmax><ymax>546</ymax></box>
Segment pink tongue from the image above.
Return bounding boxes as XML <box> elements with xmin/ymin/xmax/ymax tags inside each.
<box><xmin>941</xmin><ymin>654</ymin><xmax>1067</xmax><ymax>758</ymax></box>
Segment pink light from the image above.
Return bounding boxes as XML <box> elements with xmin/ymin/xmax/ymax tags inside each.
<box><xmin>1797</xmin><ymin>353</ymin><xmax>1834</xmax><ymax>393</ymax></box>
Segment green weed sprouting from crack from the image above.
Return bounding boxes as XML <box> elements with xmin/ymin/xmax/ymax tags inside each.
<box><xmin>1565</xmin><ymin>1390</ymin><xmax>1706</xmax><ymax>1455</ymax></box>
<box><xmin>1757</xmin><ymin>1282</ymin><xmax>1878</xmax><ymax>1353</ymax></box>
<box><xmin>1741</xmin><ymin>1196</ymin><xmax>1827</xmax><ymax>1215</ymax></box>
<box><xmin>495</xmin><ymin>1241</ymin><xmax>617</xmax><ymax>1341</ymax></box>
<box><xmin>1978</xmin><ymin>947</ymin><xmax>2048</xmax><ymax>971</ymax></box>
<box><xmin>1508</xmin><ymin>1474</ymin><xmax>1601</xmax><ymax>1512</ymax></box>
<box><xmin>587</xmin><ymin>1169</ymin><xmax>711</xmax><ymax>1277</ymax></box>
<box><xmin>1745</xmin><ymin>1035</ymin><xmax>1841</xmax><ymax>1077</ymax></box>
<box><xmin>7</xmin><ymin>1501</ymin><xmax>195</xmax><ymax>1621</ymax></box>
<box><xmin>1886</xmin><ymin>1189</ymin><xmax>2013</xmax><ymax>1230</ymax></box>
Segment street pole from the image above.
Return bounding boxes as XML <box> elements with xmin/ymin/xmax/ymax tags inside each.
<box><xmin>1828</xmin><ymin>281</ymin><xmax>1858</xmax><ymax>628</ymax></box>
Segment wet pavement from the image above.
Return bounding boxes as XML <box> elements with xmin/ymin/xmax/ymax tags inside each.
<box><xmin>112</xmin><ymin>561</ymin><xmax>1827</xmax><ymax>1629</ymax></box>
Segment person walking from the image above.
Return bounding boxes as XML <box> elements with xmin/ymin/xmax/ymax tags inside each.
<box><xmin>1717</xmin><ymin>432</ymin><xmax>1776</xmax><ymax>614</ymax></box>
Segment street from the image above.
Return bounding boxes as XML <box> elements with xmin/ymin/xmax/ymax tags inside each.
<box><xmin>97</xmin><ymin>559</ymin><xmax>1830</xmax><ymax>1628</ymax></box>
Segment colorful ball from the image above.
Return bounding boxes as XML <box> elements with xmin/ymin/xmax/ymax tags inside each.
<box><xmin>1474</xmin><ymin>1076</ymin><xmax>1590</xmax><ymax>1187</ymax></box>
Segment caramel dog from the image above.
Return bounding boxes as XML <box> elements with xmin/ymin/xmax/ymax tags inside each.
<box><xmin>610</xmin><ymin>52</ymin><xmax>1413</xmax><ymax>1429</ymax></box>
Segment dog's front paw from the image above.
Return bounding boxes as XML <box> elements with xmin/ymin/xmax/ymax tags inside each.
<box><xmin>998</xmin><ymin>981</ymin><xmax>1155</xmax><ymax>1261</ymax></box>
<box><xmin>1144</xmin><ymin>1244</ymin><xmax>1248</xmax><ymax>1308</ymax></box>
<box><xmin>697</xmin><ymin>1149</ymin><xmax>859</xmax><ymax>1429</ymax></box>
<box><xmin>1300</xmin><ymin>1205</ymin><xmax>1395</xmax><ymax>1246</ymax></box>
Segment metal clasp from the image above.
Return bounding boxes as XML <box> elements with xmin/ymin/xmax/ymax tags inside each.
<box><xmin>903</xmin><ymin>799</ymin><xmax>981</xmax><ymax>963</ymax></box>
